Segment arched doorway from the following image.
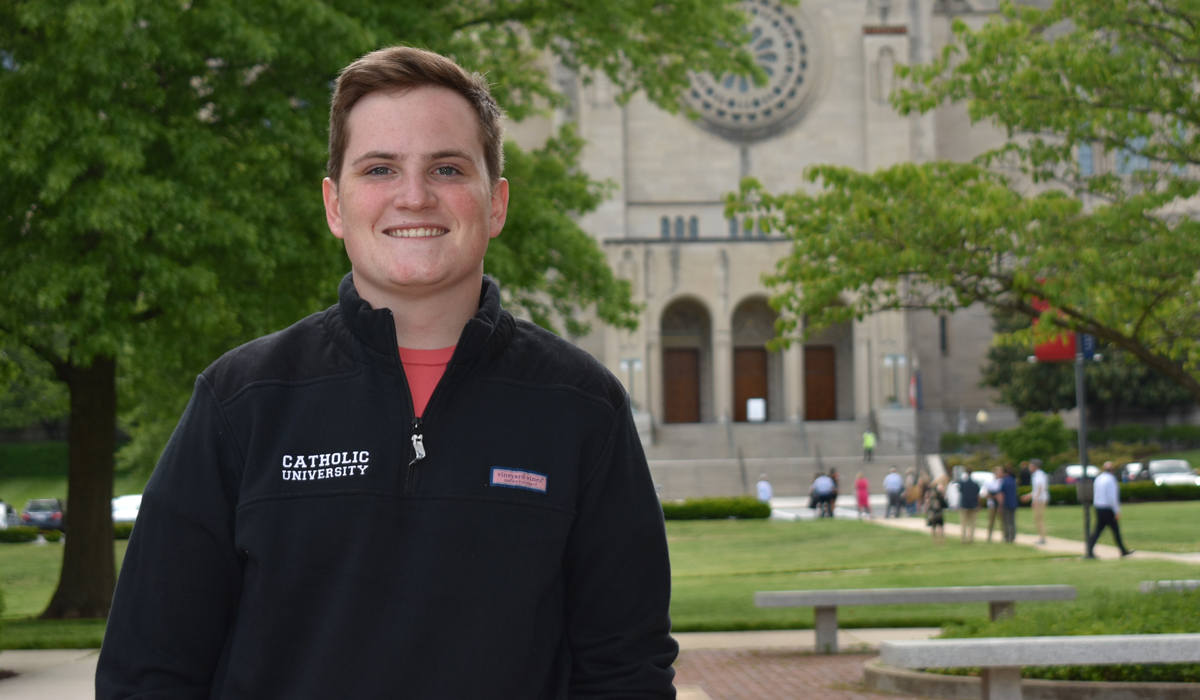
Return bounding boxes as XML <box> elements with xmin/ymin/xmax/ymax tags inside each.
<box><xmin>731</xmin><ymin>298</ymin><xmax>781</xmax><ymax>422</ymax></box>
<box><xmin>661</xmin><ymin>299</ymin><xmax>712</xmax><ymax>423</ymax></box>
<box><xmin>804</xmin><ymin>319</ymin><xmax>854</xmax><ymax>421</ymax></box>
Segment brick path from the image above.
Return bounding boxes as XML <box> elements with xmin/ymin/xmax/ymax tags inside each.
<box><xmin>675</xmin><ymin>648</ymin><xmax>896</xmax><ymax>699</ymax></box>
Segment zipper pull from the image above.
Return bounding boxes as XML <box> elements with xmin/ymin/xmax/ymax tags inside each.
<box><xmin>409</xmin><ymin>417</ymin><xmax>426</xmax><ymax>466</ymax></box>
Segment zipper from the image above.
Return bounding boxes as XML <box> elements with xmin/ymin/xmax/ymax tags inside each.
<box><xmin>409</xmin><ymin>417</ymin><xmax>426</xmax><ymax>466</ymax></box>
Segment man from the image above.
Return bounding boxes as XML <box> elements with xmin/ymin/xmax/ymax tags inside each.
<box><xmin>1086</xmin><ymin>461</ymin><xmax>1135</xmax><ymax>558</ymax></box>
<box><xmin>883</xmin><ymin>468</ymin><xmax>902</xmax><ymax>518</ymax></box>
<box><xmin>96</xmin><ymin>47</ymin><xmax>677</xmax><ymax>699</ymax></box>
<box><xmin>985</xmin><ymin>466</ymin><xmax>1003</xmax><ymax>542</ymax></box>
<box><xmin>999</xmin><ymin>465</ymin><xmax>1018</xmax><ymax>543</ymax></box>
<box><xmin>862</xmin><ymin>429</ymin><xmax>876</xmax><ymax>462</ymax></box>
<box><xmin>811</xmin><ymin>471</ymin><xmax>836</xmax><ymax>517</ymax></box>
<box><xmin>1021</xmin><ymin>458</ymin><xmax>1049</xmax><ymax>544</ymax></box>
<box><xmin>883</xmin><ymin>466</ymin><xmax>903</xmax><ymax>518</ymax></box>
<box><xmin>956</xmin><ymin>468</ymin><xmax>980</xmax><ymax>544</ymax></box>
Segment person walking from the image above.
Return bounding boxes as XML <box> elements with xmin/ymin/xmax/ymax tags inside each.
<box><xmin>862</xmin><ymin>429</ymin><xmax>876</xmax><ymax>462</ymax></box>
<box><xmin>883</xmin><ymin>467</ymin><xmax>903</xmax><ymax>518</ymax></box>
<box><xmin>999</xmin><ymin>465</ymin><xmax>1018</xmax><ymax>543</ymax></box>
<box><xmin>956</xmin><ymin>469</ymin><xmax>981</xmax><ymax>543</ymax></box>
<box><xmin>1086</xmin><ymin>461</ymin><xmax>1135</xmax><ymax>558</ymax></box>
<box><xmin>1021</xmin><ymin>459</ymin><xmax>1049</xmax><ymax>544</ymax></box>
<box><xmin>854</xmin><ymin>471</ymin><xmax>871</xmax><ymax>519</ymax></box>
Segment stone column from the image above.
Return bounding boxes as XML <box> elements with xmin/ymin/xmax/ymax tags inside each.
<box><xmin>784</xmin><ymin>341</ymin><xmax>803</xmax><ymax>422</ymax></box>
<box><xmin>713</xmin><ymin>327</ymin><xmax>732</xmax><ymax>423</ymax></box>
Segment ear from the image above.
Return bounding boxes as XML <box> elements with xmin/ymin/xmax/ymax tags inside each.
<box><xmin>323</xmin><ymin>177</ymin><xmax>345</xmax><ymax>239</ymax></box>
<box><xmin>488</xmin><ymin>178</ymin><xmax>509</xmax><ymax>239</ymax></box>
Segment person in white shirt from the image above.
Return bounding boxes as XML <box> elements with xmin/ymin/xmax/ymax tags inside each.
<box><xmin>1086</xmin><ymin>461</ymin><xmax>1134</xmax><ymax>558</ymax></box>
<box><xmin>882</xmin><ymin>467</ymin><xmax>904</xmax><ymax>518</ymax></box>
<box><xmin>756</xmin><ymin>474</ymin><xmax>773</xmax><ymax>504</ymax></box>
<box><xmin>1021</xmin><ymin>458</ymin><xmax>1050</xmax><ymax>544</ymax></box>
<box><xmin>811</xmin><ymin>472</ymin><xmax>836</xmax><ymax>517</ymax></box>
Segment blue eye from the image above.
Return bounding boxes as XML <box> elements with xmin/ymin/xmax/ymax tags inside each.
<box><xmin>368</xmin><ymin>166</ymin><xmax>391</xmax><ymax>176</ymax></box>
<box><xmin>435</xmin><ymin>165</ymin><xmax>460</xmax><ymax>177</ymax></box>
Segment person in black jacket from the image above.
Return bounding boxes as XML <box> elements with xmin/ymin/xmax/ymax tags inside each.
<box><xmin>96</xmin><ymin>46</ymin><xmax>677</xmax><ymax>699</ymax></box>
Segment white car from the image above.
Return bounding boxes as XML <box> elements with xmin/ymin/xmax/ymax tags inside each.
<box><xmin>1146</xmin><ymin>459</ymin><xmax>1199</xmax><ymax>487</ymax></box>
<box><xmin>1063</xmin><ymin>464</ymin><xmax>1100</xmax><ymax>483</ymax></box>
<box><xmin>112</xmin><ymin>494</ymin><xmax>143</xmax><ymax>524</ymax></box>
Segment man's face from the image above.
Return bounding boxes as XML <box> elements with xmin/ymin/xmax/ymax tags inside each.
<box><xmin>323</xmin><ymin>87</ymin><xmax>508</xmax><ymax>304</ymax></box>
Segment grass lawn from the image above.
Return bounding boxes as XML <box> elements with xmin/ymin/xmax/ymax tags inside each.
<box><xmin>667</xmin><ymin>515</ymin><xmax>1200</xmax><ymax>632</ymax></box>
<box><xmin>944</xmin><ymin>501</ymin><xmax>1200</xmax><ymax>553</ymax></box>
<box><xmin>2</xmin><ymin>502</ymin><xmax>1198</xmax><ymax>648</ymax></box>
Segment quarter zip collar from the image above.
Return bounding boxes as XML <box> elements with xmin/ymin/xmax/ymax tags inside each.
<box><xmin>335</xmin><ymin>272</ymin><xmax>512</xmax><ymax>377</ymax></box>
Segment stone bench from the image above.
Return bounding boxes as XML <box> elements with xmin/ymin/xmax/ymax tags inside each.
<box><xmin>880</xmin><ymin>633</ymin><xmax>1200</xmax><ymax>700</ymax></box>
<box><xmin>754</xmin><ymin>585</ymin><xmax>1075</xmax><ymax>653</ymax></box>
<box><xmin>1140</xmin><ymin>579</ymin><xmax>1200</xmax><ymax>593</ymax></box>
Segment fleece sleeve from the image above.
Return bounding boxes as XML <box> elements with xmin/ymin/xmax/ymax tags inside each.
<box><xmin>562</xmin><ymin>395</ymin><xmax>678</xmax><ymax>699</ymax></box>
<box><xmin>95</xmin><ymin>376</ymin><xmax>244</xmax><ymax>700</ymax></box>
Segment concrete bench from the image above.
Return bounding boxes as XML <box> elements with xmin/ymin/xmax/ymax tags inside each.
<box><xmin>880</xmin><ymin>633</ymin><xmax>1200</xmax><ymax>700</ymax></box>
<box><xmin>755</xmin><ymin>585</ymin><xmax>1075</xmax><ymax>653</ymax></box>
<box><xmin>1140</xmin><ymin>579</ymin><xmax>1200</xmax><ymax>593</ymax></box>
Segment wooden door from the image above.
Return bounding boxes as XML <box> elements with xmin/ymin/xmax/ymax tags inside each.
<box><xmin>664</xmin><ymin>349</ymin><xmax>701</xmax><ymax>423</ymax></box>
<box><xmin>734</xmin><ymin>347</ymin><xmax>768</xmax><ymax>422</ymax></box>
<box><xmin>804</xmin><ymin>346</ymin><xmax>836</xmax><ymax>421</ymax></box>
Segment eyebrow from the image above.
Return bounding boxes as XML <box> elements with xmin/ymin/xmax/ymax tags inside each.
<box><xmin>349</xmin><ymin>149</ymin><xmax>475</xmax><ymax>168</ymax></box>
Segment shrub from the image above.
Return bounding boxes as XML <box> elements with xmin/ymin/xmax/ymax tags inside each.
<box><xmin>939</xmin><ymin>589</ymin><xmax>1200</xmax><ymax>682</ymax></box>
<box><xmin>1158</xmin><ymin>424</ymin><xmax>1200</xmax><ymax>448</ymax></box>
<box><xmin>0</xmin><ymin>441</ymin><xmax>69</xmax><ymax>477</ymax></box>
<box><xmin>40</xmin><ymin>529</ymin><xmax>63</xmax><ymax>543</ymax></box>
<box><xmin>661</xmin><ymin>496</ymin><xmax>771</xmax><ymax>520</ymax></box>
<box><xmin>1104</xmin><ymin>424</ymin><xmax>1158</xmax><ymax>444</ymax></box>
<box><xmin>0</xmin><ymin>527</ymin><xmax>40</xmax><ymax>543</ymax></box>
<box><xmin>995</xmin><ymin>414</ymin><xmax>1072</xmax><ymax>465</ymax></box>
<box><xmin>114</xmin><ymin>523</ymin><xmax>134</xmax><ymax>540</ymax></box>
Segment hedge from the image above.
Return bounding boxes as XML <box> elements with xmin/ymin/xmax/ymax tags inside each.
<box><xmin>0</xmin><ymin>526</ymin><xmax>39</xmax><ymax>543</ymax></box>
<box><xmin>661</xmin><ymin>496</ymin><xmax>771</xmax><ymax>520</ymax></box>
<box><xmin>1020</xmin><ymin>483</ymin><xmax>1200</xmax><ymax>506</ymax></box>
<box><xmin>114</xmin><ymin>523</ymin><xmax>134</xmax><ymax>540</ymax></box>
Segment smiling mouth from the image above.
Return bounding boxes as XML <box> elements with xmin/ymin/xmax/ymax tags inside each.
<box><xmin>384</xmin><ymin>227</ymin><xmax>448</xmax><ymax>238</ymax></box>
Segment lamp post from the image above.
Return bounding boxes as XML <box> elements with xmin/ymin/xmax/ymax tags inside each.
<box><xmin>976</xmin><ymin>408</ymin><xmax>988</xmax><ymax>432</ymax></box>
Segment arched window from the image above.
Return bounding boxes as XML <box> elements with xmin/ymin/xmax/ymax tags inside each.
<box><xmin>660</xmin><ymin>216</ymin><xmax>670</xmax><ymax>239</ymax></box>
<box><xmin>674</xmin><ymin>216</ymin><xmax>685</xmax><ymax>239</ymax></box>
<box><xmin>688</xmin><ymin>216</ymin><xmax>699</xmax><ymax>239</ymax></box>
<box><xmin>728</xmin><ymin>217</ymin><xmax>739</xmax><ymax>239</ymax></box>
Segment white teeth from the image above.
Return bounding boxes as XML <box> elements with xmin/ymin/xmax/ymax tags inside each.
<box><xmin>384</xmin><ymin>227</ymin><xmax>446</xmax><ymax>238</ymax></box>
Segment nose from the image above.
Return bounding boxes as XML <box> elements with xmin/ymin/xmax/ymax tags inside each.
<box><xmin>393</xmin><ymin>173</ymin><xmax>436</xmax><ymax>210</ymax></box>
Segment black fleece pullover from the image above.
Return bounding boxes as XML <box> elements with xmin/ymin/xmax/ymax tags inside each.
<box><xmin>96</xmin><ymin>274</ymin><xmax>677</xmax><ymax>699</ymax></box>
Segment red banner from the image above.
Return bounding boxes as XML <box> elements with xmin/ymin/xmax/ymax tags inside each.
<box><xmin>1031</xmin><ymin>297</ymin><xmax>1075</xmax><ymax>362</ymax></box>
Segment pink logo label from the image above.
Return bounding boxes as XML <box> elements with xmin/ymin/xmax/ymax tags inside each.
<box><xmin>490</xmin><ymin>467</ymin><xmax>548</xmax><ymax>494</ymax></box>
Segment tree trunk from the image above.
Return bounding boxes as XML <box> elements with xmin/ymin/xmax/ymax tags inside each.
<box><xmin>42</xmin><ymin>355</ymin><xmax>116</xmax><ymax>619</ymax></box>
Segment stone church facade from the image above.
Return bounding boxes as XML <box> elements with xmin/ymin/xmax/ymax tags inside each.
<box><xmin>509</xmin><ymin>0</ymin><xmax>1022</xmax><ymax>496</ymax></box>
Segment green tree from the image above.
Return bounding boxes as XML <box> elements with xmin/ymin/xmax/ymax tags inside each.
<box><xmin>0</xmin><ymin>338</ymin><xmax>67</xmax><ymax>434</ymax></box>
<box><xmin>733</xmin><ymin>0</ymin><xmax>1200</xmax><ymax>407</ymax></box>
<box><xmin>980</xmin><ymin>310</ymin><xmax>1194</xmax><ymax>418</ymax></box>
<box><xmin>1</xmin><ymin>0</ymin><xmax>759</xmax><ymax>618</ymax></box>
<box><xmin>994</xmin><ymin>413</ymin><xmax>1073</xmax><ymax>465</ymax></box>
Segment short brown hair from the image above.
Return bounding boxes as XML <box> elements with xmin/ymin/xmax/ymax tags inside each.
<box><xmin>327</xmin><ymin>46</ymin><xmax>505</xmax><ymax>185</ymax></box>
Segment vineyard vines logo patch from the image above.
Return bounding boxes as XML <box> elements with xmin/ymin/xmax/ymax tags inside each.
<box><xmin>490</xmin><ymin>467</ymin><xmax>548</xmax><ymax>494</ymax></box>
<box><xmin>280</xmin><ymin>451</ymin><xmax>370</xmax><ymax>482</ymax></box>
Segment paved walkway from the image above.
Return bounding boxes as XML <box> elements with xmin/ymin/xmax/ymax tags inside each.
<box><xmin>0</xmin><ymin>629</ymin><xmax>937</xmax><ymax>700</ymax></box>
<box><xmin>770</xmin><ymin>496</ymin><xmax>1200</xmax><ymax>565</ymax></box>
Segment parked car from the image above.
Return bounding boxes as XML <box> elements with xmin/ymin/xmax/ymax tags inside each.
<box><xmin>1145</xmin><ymin>459</ymin><xmax>1199</xmax><ymax>487</ymax></box>
<box><xmin>0</xmin><ymin>500</ymin><xmax>19</xmax><ymax>530</ymax></box>
<box><xmin>946</xmin><ymin>470</ymin><xmax>998</xmax><ymax>510</ymax></box>
<box><xmin>1123</xmin><ymin>462</ymin><xmax>1145</xmax><ymax>481</ymax></box>
<box><xmin>112</xmin><ymin>494</ymin><xmax>143</xmax><ymax>524</ymax></box>
<box><xmin>22</xmin><ymin>498</ymin><xmax>65</xmax><ymax>531</ymax></box>
<box><xmin>1062</xmin><ymin>464</ymin><xmax>1099</xmax><ymax>484</ymax></box>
